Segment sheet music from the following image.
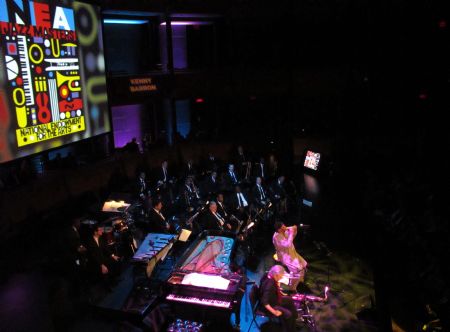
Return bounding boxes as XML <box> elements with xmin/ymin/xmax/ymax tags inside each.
<box><xmin>102</xmin><ymin>200</ymin><xmax>131</xmax><ymax>212</ymax></box>
<box><xmin>279</xmin><ymin>273</ymin><xmax>291</xmax><ymax>285</ymax></box>
<box><xmin>178</xmin><ymin>229</ymin><xmax>192</xmax><ymax>242</ymax></box>
<box><xmin>181</xmin><ymin>273</ymin><xmax>230</xmax><ymax>290</ymax></box>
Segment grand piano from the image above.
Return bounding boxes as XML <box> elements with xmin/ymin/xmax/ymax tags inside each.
<box><xmin>164</xmin><ymin>230</ymin><xmax>244</xmax><ymax>328</ymax></box>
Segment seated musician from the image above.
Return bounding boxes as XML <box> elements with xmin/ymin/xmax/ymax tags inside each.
<box><xmin>230</xmin><ymin>185</ymin><xmax>250</xmax><ymax>220</ymax></box>
<box><xmin>181</xmin><ymin>176</ymin><xmax>201</xmax><ymax>212</ymax></box>
<box><xmin>217</xmin><ymin>193</ymin><xmax>240</xmax><ymax>232</ymax></box>
<box><xmin>148</xmin><ymin>199</ymin><xmax>170</xmax><ymax>233</ymax></box>
<box><xmin>155</xmin><ymin>160</ymin><xmax>171</xmax><ymax>186</ymax></box>
<box><xmin>273</xmin><ymin>221</ymin><xmax>307</xmax><ymax>290</ymax></box>
<box><xmin>223</xmin><ymin>164</ymin><xmax>239</xmax><ymax>191</ymax></box>
<box><xmin>216</xmin><ymin>192</ymin><xmax>228</xmax><ymax>219</ymax></box>
<box><xmin>252</xmin><ymin>176</ymin><xmax>270</xmax><ymax>209</ymax></box>
<box><xmin>182</xmin><ymin>159</ymin><xmax>197</xmax><ymax>179</ymax></box>
<box><xmin>85</xmin><ymin>225</ymin><xmax>120</xmax><ymax>283</ymax></box>
<box><xmin>201</xmin><ymin>171</ymin><xmax>219</xmax><ymax>198</ymax></box>
<box><xmin>201</xmin><ymin>201</ymin><xmax>232</xmax><ymax>231</ymax></box>
<box><xmin>154</xmin><ymin>160</ymin><xmax>175</xmax><ymax>204</ymax></box>
<box><xmin>137</xmin><ymin>171</ymin><xmax>151</xmax><ymax>200</ymax></box>
<box><xmin>260</xmin><ymin>265</ymin><xmax>298</xmax><ymax>332</ymax></box>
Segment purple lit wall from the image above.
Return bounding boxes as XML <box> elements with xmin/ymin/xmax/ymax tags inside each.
<box><xmin>159</xmin><ymin>25</ymin><xmax>188</xmax><ymax>70</ymax></box>
<box><xmin>172</xmin><ymin>26</ymin><xmax>188</xmax><ymax>69</ymax></box>
<box><xmin>111</xmin><ymin>104</ymin><xmax>143</xmax><ymax>148</ymax></box>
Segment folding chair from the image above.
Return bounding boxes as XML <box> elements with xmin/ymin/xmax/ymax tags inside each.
<box><xmin>247</xmin><ymin>284</ymin><xmax>280</xmax><ymax>332</ymax></box>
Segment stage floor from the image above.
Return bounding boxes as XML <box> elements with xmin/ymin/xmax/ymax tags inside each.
<box><xmin>242</xmin><ymin>240</ymin><xmax>377</xmax><ymax>331</ymax></box>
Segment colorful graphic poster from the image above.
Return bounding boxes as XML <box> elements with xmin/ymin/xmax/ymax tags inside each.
<box><xmin>0</xmin><ymin>0</ymin><xmax>110</xmax><ymax>163</ymax></box>
<box><xmin>304</xmin><ymin>150</ymin><xmax>321</xmax><ymax>170</ymax></box>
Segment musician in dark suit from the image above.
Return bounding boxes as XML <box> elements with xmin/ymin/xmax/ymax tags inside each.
<box><xmin>182</xmin><ymin>159</ymin><xmax>197</xmax><ymax>180</ymax></box>
<box><xmin>201</xmin><ymin>201</ymin><xmax>232</xmax><ymax>231</ymax></box>
<box><xmin>253</xmin><ymin>157</ymin><xmax>268</xmax><ymax>181</ymax></box>
<box><xmin>181</xmin><ymin>176</ymin><xmax>201</xmax><ymax>212</ymax></box>
<box><xmin>216</xmin><ymin>193</ymin><xmax>228</xmax><ymax>220</ymax></box>
<box><xmin>148</xmin><ymin>199</ymin><xmax>170</xmax><ymax>233</ymax></box>
<box><xmin>62</xmin><ymin>217</ymin><xmax>86</xmax><ymax>267</ymax></box>
<box><xmin>201</xmin><ymin>171</ymin><xmax>219</xmax><ymax>198</ymax></box>
<box><xmin>223</xmin><ymin>164</ymin><xmax>240</xmax><ymax>192</ymax></box>
<box><xmin>259</xmin><ymin>265</ymin><xmax>298</xmax><ymax>332</ymax></box>
<box><xmin>136</xmin><ymin>171</ymin><xmax>151</xmax><ymax>200</ymax></box>
<box><xmin>154</xmin><ymin>160</ymin><xmax>175</xmax><ymax>205</ymax></box>
<box><xmin>61</xmin><ymin>217</ymin><xmax>87</xmax><ymax>294</ymax></box>
<box><xmin>85</xmin><ymin>225</ymin><xmax>120</xmax><ymax>281</ymax></box>
<box><xmin>154</xmin><ymin>160</ymin><xmax>171</xmax><ymax>186</ymax></box>
<box><xmin>252</xmin><ymin>176</ymin><xmax>270</xmax><ymax>209</ymax></box>
<box><xmin>229</xmin><ymin>185</ymin><xmax>250</xmax><ymax>220</ymax></box>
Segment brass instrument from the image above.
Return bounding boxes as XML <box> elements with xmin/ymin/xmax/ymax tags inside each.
<box><xmin>192</xmin><ymin>182</ymin><xmax>201</xmax><ymax>199</ymax></box>
<box><xmin>185</xmin><ymin>201</ymin><xmax>209</xmax><ymax>228</ymax></box>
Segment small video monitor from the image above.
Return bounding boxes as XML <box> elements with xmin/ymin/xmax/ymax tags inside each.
<box><xmin>303</xmin><ymin>150</ymin><xmax>321</xmax><ymax>171</ymax></box>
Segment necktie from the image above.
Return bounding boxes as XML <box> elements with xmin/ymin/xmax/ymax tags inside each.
<box><xmin>219</xmin><ymin>202</ymin><xmax>227</xmax><ymax>216</ymax></box>
<box><xmin>237</xmin><ymin>193</ymin><xmax>242</xmax><ymax>207</ymax></box>
<box><xmin>259</xmin><ymin>185</ymin><xmax>265</xmax><ymax>199</ymax></box>
<box><xmin>231</xmin><ymin>172</ymin><xmax>237</xmax><ymax>183</ymax></box>
<box><xmin>215</xmin><ymin>213</ymin><xmax>224</xmax><ymax>229</ymax></box>
<box><xmin>156</xmin><ymin>209</ymin><xmax>165</xmax><ymax>220</ymax></box>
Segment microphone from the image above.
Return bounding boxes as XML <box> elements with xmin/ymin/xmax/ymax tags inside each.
<box><xmin>298</xmin><ymin>223</ymin><xmax>311</xmax><ymax>229</ymax></box>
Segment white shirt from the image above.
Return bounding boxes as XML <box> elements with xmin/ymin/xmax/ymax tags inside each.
<box><xmin>153</xmin><ymin>208</ymin><xmax>165</xmax><ymax>220</ymax></box>
<box><xmin>230</xmin><ymin>171</ymin><xmax>237</xmax><ymax>182</ymax></box>
<box><xmin>237</xmin><ymin>192</ymin><xmax>248</xmax><ymax>207</ymax></box>
<box><xmin>214</xmin><ymin>212</ymin><xmax>225</xmax><ymax>226</ymax></box>
<box><xmin>217</xmin><ymin>201</ymin><xmax>227</xmax><ymax>216</ymax></box>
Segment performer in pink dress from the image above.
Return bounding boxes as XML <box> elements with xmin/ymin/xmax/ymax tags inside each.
<box><xmin>272</xmin><ymin>221</ymin><xmax>307</xmax><ymax>290</ymax></box>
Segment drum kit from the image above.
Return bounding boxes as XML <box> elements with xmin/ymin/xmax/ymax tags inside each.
<box><xmin>80</xmin><ymin>205</ymin><xmax>137</xmax><ymax>255</ymax></box>
<box><xmin>291</xmin><ymin>285</ymin><xmax>329</xmax><ymax>332</ymax></box>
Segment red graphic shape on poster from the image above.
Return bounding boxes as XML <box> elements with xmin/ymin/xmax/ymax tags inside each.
<box><xmin>59</xmin><ymin>98</ymin><xmax>82</xmax><ymax>112</ymax></box>
<box><xmin>36</xmin><ymin>92</ymin><xmax>51</xmax><ymax>123</ymax></box>
<box><xmin>59</xmin><ymin>85</ymin><xmax>69</xmax><ymax>99</ymax></box>
<box><xmin>33</xmin><ymin>2</ymin><xmax>51</xmax><ymax>29</ymax></box>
